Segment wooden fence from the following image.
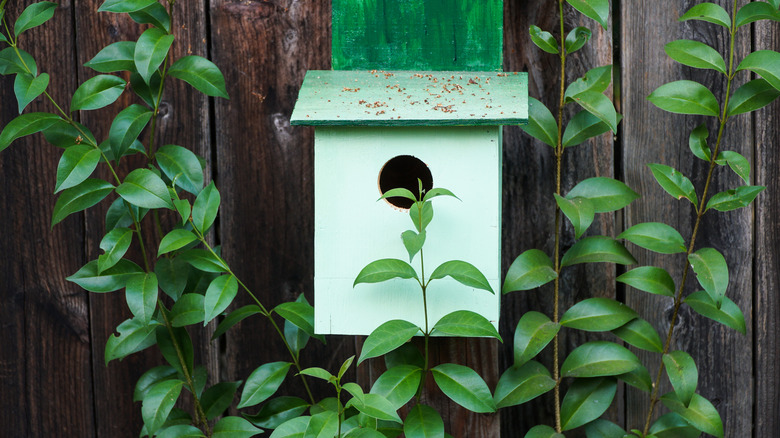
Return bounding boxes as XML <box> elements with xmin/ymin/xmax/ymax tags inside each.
<box><xmin>0</xmin><ymin>0</ymin><xmax>777</xmax><ymax>436</ymax></box>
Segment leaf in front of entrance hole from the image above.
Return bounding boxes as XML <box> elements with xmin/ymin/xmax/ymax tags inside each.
<box><xmin>409</xmin><ymin>201</ymin><xmax>433</xmax><ymax>233</ymax></box>
<box><xmin>354</xmin><ymin>259</ymin><xmax>419</xmax><ymax>286</ymax></box>
<box><xmin>378</xmin><ymin>187</ymin><xmax>417</xmax><ymax>203</ymax></box>
<box><xmin>401</xmin><ymin>230</ymin><xmax>426</xmax><ymax>262</ymax></box>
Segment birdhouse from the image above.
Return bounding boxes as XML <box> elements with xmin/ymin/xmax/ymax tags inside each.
<box><xmin>289</xmin><ymin>0</ymin><xmax>527</xmax><ymax>335</ymax></box>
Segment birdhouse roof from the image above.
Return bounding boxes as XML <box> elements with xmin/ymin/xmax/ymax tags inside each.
<box><xmin>290</xmin><ymin>70</ymin><xmax>528</xmax><ymax>126</ymax></box>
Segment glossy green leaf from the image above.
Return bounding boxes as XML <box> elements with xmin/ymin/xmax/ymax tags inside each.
<box><xmin>647</xmin><ymin>80</ymin><xmax>719</xmax><ymax>116</ymax></box>
<box><xmin>403</xmin><ymin>404</ymin><xmax>444</xmax><ymax>438</ymax></box>
<box><xmin>84</xmin><ymin>41</ymin><xmax>136</xmax><ymax>73</ymax></box>
<box><xmin>204</xmin><ymin>274</ymin><xmax>238</xmax><ymax>324</ymax></box>
<box><xmin>524</xmin><ymin>425</ymin><xmax>564</xmax><ymax>438</ymax></box>
<box><xmin>561</xmin><ymin>236</ymin><xmax>637</xmax><ymax>267</ymax></box>
<box><xmin>679</xmin><ymin>2</ymin><xmax>731</xmax><ymax>28</ymax></box>
<box><xmin>192</xmin><ymin>181</ymin><xmax>220</xmax><ymax>233</ymax></box>
<box><xmin>562</xmin><ymin>110</ymin><xmax>611</xmax><ymax>147</ymax></box>
<box><xmin>560</xmin><ymin>377</ymin><xmax>617</xmax><ymax>431</ymax></box>
<box><xmin>237</xmin><ymin>361</ymin><xmax>292</xmax><ymax>409</ymax></box>
<box><xmin>431</xmin><ymin>310</ymin><xmax>501</xmax><ymax>340</ymax></box>
<box><xmin>97</xmin><ymin>227</ymin><xmax>132</xmax><ymax>273</ymax></box>
<box><xmin>513</xmin><ymin>311</ymin><xmax>560</xmax><ymax>366</ymax></box>
<box><xmin>706</xmin><ymin>185</ymin><xmax>764</xmax><ymax>211</ymax></box>
<box><xmin>493</xmin><ymin>361</ymin><xmax>555</xmax><ymax>408</ymax></box>
<box><xmin>428</xmin><ymin>260</ymin><xmax>493</xmax><ymax>293</ymax></box>
<box><xmin>269</xmin><ymin>417</ymin><xmax>310</xmax><ymax>438</ymax></box>
<box><xmin>158</xmin><ymin>229</ymin><xmax>198</xmax><ymax>256</ymax></box>
<box><xmin>520</xmin><ymin>97</ymin><xmax>558</xmax><ymax>147</ymax></box>
<box><xmin>0</xmin><ymin>47</ymin><xmax>38</xmax><ymax>76</ymax></box>
<box><xmin>0</xmin><ymin>112</ymin><xmax>61</xmax><ymax>152</ymax></box>
<box><xmin>564</xmin><ymin>26</ymin><xmax>591</xmax><ymax>54</ymax></box>
<box><xmin>126</xmin><ymin>272</ymin><xmax>157</xmax><ymax>323</ymax></box>
<box><xmin>617</xmin><ymin>365</ymin><xmax>653</xmax><ymax>393</ymax></box>
<box><xmin>70</xmin><ymin>74</ymin><xmax>125</xmax><ymax>111</ymax></box>
<box><xmin>42</xmin><ymin>119</ymin><xmax>96</xmax><ymax>148</ymax></box>
<box><xmin>737</xmin><ymin>50</ymin><xmax>780</xmax><ymax>91</ymax></box>
<box><xmin>663</xmin><ymin>351</ymin><xmax>698</xmax><ymax>407</ymax></box>
<box><xmin>564</xmin><ymin>65</ymin><xmax>612</xmax><ymax>102</ymax></box>
<box><xmin>649</xmin><ymin>412</ymin><xmax>701</xmax><ymax>438</ymax></box>
<box><xmin>618</xmin><ymin>266</ymin><xmax>676</xmax><ymax>297</ymax></box>
<box><xmin>359</xmin><ymin>320</ymin><xmax>420</xmax><ymax>364</ymax></box>
<box><xmin>717</xmin><ymin>150</ymin><xmax>750</xmax><ymax>183</ymax></box>
<box><xmin>554</xmin><ymin>195</ymin><xmax>594</xmax><ymax>239</ymax></box>
<box><xmin>422</xmin><ymin>187</ymin><xmax>458</xmax><ymax>202</ymax></box>
<box><xmin>561</xmin><ymin>298</ymin><xmax>638</xmax><ymax>331</ymax></box>
<box><xmin>727</xmin><ymin>79</ymin><xmax>780</xmax><ymax>116</ymax></box>
<box><xmin>104</xmin><ymin>316</ymin><xmax>159</xmax><ymax>364</ymax></box>
<box><xmin>55</xmin><ymin>144</ymin><xmax>101</xmax><ymax>192</ymax></box>
<box><xmin>685</xmin><ymin>291</ymin><xmax>746</xmax><ymax>334</ymax></box>
<box><xmin>402</xmin><ymin>230</ymin><xmax>426</xmax><ymax>262</ymax></box>
<box><xmin>431</xmin><ymin>363</ymin><xmax>496</xmax><ymax>413</ymax></box>
<box><xmin>108</xmin><ymin>104</ymin><xmax>152</xmax><ymax>160</ymax></box>
<box><xmin>130</xmin><ymin>71</ymin><xmax>161</xmax><ymax>107</ymax></box>
<box><xmin>348</xmin><ymin>393</ymin><xmax>402</xmax><ymax>423</ymax></box>
<box><xmin>141</xmin><ymin>379</ymin><xmax>184</xmax><ymax>436</ymax></box>
<box><xmin>201</xmin><ymin>381</ymin><xmax>241</xmax><ymax>421</ymax></box>
<box><xmin>665</xmin><ymin>40</ymin><xmax>726</xmax><ymax>73</ymax></box>
<box><xmin>298</xmin><ymin>367</ymin><xmax>333</xmax><ymax>382</ymax></box>
<box><xmin>647</xmin><ymin>163</ymin><xmax>698</xmax><ymax>204</ymax></box>
<box><xmin>178</xmin><ymin>248</ymin><xmax>228</xmax><ymax>272</ymax></box>
<box><xmin>379</xmin><ymin>187</ymin><xmax>417</xmax><ymax>203</ymax></box>
<box><xmin>274</xmin><ymin>300</ymin><xmax>318</xmax><ymax>339</ymax></box>
<box><xmin>612</xmin><ymin>318</ymin><xmax>663</xmax><ymax>353</ymax></box>
<box><xmin>156</xmin><ymin>425</ymin><xmax>204</xmax><ymax>438</ymax></box>
<box><xmin>354</xmin><ymin>258</ymin><xmax>418</xmax><ymax>286</ymax></box>
<box><xmin>385</xmin><ymin>343</ymin><xmax>424</xmax><ymax>370</ymax></box>
<box><xmin>212</xmin><ymin>304</ymin><xmax>261</xmax><ymax>339</ymax></box>
<box><xmin>243</xmin><ymin>396</ymin><xmax>309</xmax><ymax>430</ymax></box>
<box><xmin>156</xmin><ymin>323</ymin><xmax>194</xmax><ymax>376</ymax></box>
<box><xmin>285</xmin><ymin>315</ymin><xmax>310</xmax><ymax>356</ymax></box>
<box><xmin>503</xmin><ymin>249</ymin><xmax>556</xmax><ymax>293</ymax></box>
<box><xmin>566</xmin><ymin>0</ymin><xmax>609</xmax><ymax>29</ymax></box>
<box><xmin>566</xmin><ymin>177</ymin><xmax>638</xmax><ymax>213</ymax></box>
<box><xmin>735</xmin><ymin>2</ymin><xmax>780</xmax><ymax>27</ymax></box>
<box><xmin>688</xmin><ymin>123</ymin><xmax>711</xmax><ymax>161</ymax></box>
<box><xmin>117</xmin><ymin>168</ymin><xmax>173</xmax><ymax>209</ymax></box>
<box><xmin>571</xmin><ymin>91</ymin><xmax>619</xmax><ymax>132</ymax></box>
<box><xmin>561</xmin><ymin>341</ymin><xmax>641</xmax><ymax>378</ymax></box>
<box><xmin>135</xmin><ymin>27</ymin><xmax>174</xmax><ymax>84</ymax></box>
<box><xmin>168</xmin><ymin>55</ymin><xmax>229</xmax><ymax>98</ymax></box>
<box><xmin>157</xmin><ymin>144</ymin><xmax>204</xmax><ymax>195</ymax></box>
<box><xmin>212</xmin><ymin>416</ymin><xmax>263</xmax><ymax>438</ymax></box>
<box><xmin>661</xmin><ymin>392</ymin><xmax>723</xmax><ymax>438</ymax></box>
<box><xmin>170</xmin><ymin>293</ymin><xmax>205</xmax><ymax>327</ymax></box>
<box><xmin>688</xmin><ymin>247</ymin><xmax>728</xmax><ymax>306</ymax></box>
<box><xmin>304</xmin><ymin>410</ymin><xmax>339</xmax><ymax>438</ymax></box>
<box><xmin>618</xmin><ymin>222</ymin><xmax>686</xmax><ymax>254</ymax></box>
<box><xmin>52</xmin><ymin>179</ymin><xmax>115</xmax><ymax>226</ymax></box>
<box><xmin>173</xmin><ymin>199</ymin><xmax>191</xmax><ymax>225</ymax></box>
<box><xmin>370</xmin><ymin>365</ymin><xmax>422</xmax><ymax>409</ymax></box>
<box><xmin>13</xmin><ymin>72</ymin><xmax>49</xmax><ymax>113</ymax></box>
<box><xmin>98</xmin><ymin>0</ymin><xmax>157</xmax><ymax>13</ymax></box>
<box><xmin>529</xmin><ymin>25</ymin><xmax>558</xmax><ymax>54</ymax></box>
<box><xmin>155</xmin><ymin>257</ymin><xmax>189</xmax><ymax>300</ymax></box>
<box><xmin>14</xmin><ymin>1</ymin><xmax>58</xmax><ymax>37</ymax></box>
<box><xmin>129</xmin><ymin>2</ymin><xmax>171</xmax><ymax>32</ymax></box>
<box><xmin>584</xmin><ymin>419</ymin><xmax>626</xmax><ymax>438</ymax></box>
<box><xmin>134</xmin><ymin>366</ymin><xmax>178</xmax><ymax>402</ymax></box>
<box><xmin>409</xmin><ymin>199</ymin><xmax>433</xmax><ymax>232</ymax></box>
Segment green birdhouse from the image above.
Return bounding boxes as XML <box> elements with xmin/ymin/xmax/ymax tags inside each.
<box><xmin>290</xmin><ymin>0</ymin><xmax>528</xmax><ymax>335</ymax></box>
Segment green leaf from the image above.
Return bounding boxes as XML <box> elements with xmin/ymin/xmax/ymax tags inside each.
<box><xmin>354</xmin><ymin>258</ymin><xmax>419</xmax><ymax>286</ymax></box>
<box><xmin>156</xmin><ymin>425</ymin><xmax>205</xmax><ymax>438</ymax></box>
<box><xmin>192</xmin><ymin>181</ymin><xmax>220</xmax><ymax>233</ymax></box>
<box><xmin>84</xmin><ymin>41</ymin><xmax>136</xmax><ymax>73</ymax></box>
<box><xmin>717</xmin><ymin>150</ymin><xmax>750</xmax><ymax>183</ymax></box>
<box><xmin>370</xmin><ymin>365</ymin><xmax>422</xmax><ymax>409</ymax></box>
<box><xmin>384</xmin><ymin>343</ymin><xmax>424</xmax><ymax>370</ymax></box>
<box><xmin>0</xmin><ymin>112</ymin><xmax>61</xmax><ymax>152</ymax></box>
<box><xmin>421</xmin><ymin>187</ymin><xmax>458</xmax><ymax>202</ymax></box>
<box><xmin>298</xmin><ymin>367</ymin><xmax>333</xmax><ymax>382</ymax></box>
<box><xmin>493</xmin><ymin>361</ymin><xmax>555</xmax><ymax>408</ymax></box>
<box><xmin>566</xmin><ymin>0</ymin><xmax>610</xmax><ymax>29</ymax></box>
<box><xmin>70</xmin><ymin>74</ymin><xmax>126</xmax><ymax>111</ymax></box>
<box><xmin>431</xmin><ymin>363</ymin><xmax>496</xmax><ymax>413</ymax></box>
<box><xmin>524</xmin><ymin>425</ymin><xmax>565</xmax><ymax>438</ymax></box>
<box><xmin>560</xmin><ymin>297</ymin><xmax>638</xmax><ymax>332</ymax></box>
<box><xmin>566</xmin><ymin>177</ymin><xmax>638</xmax><ymax>213</ymax></box>
<box><xmin>564</xmin><ymin>27</ymin><xmax>591</xmax><ymax>54</ymax></box>
<box><xmin>130</xmin><ymin>71</ymin><xmax>161</xmax><ymax>107</ymax></box>
<box><xmin>560</xmin><ymin>377</ymin><xmax>617</xmax><ymax>431</ymax></box>
<box><xmin>617</xmin><ymin>365</ymin><xmax>653</xmax><ymax>393</ymax></box>
<box><xmin>663</xmin><ymin>351</ymin><xmax>698</xmax><ymax>407</ymax></box>
<box><xmin>660</xmin><ymin>392</ymin><xmax>723</xmax><ymax>438</ymax></box>
<box><xmin>561</xmin><ymin>341</ymin><xmax>641</xmax><ymax>378</ymax></box>
<box><xmin>155</xmin><ymin>257</ymin><xmax>189</xmax><ymax>300</ymax></box>
<box><xmin>688</xmin><ymin>123</ymin><xmax>712</xmax><ymax>161</ymax></box>
<box><xmin>428</xmin><ymin>260</ymin><xmax>493</xmax><ymax>293</ymax></box>
<box><xmin>98</xmin><ymin>0</ymin><xmax>157</xmax><ymax>13</ymax></box>
<box><xmin>141</xmin><ymin>379</ymin><xmax>184</xmax><ymax>436</ymax></box>
<box><xmin>108</xmin><ymin>104</ymin><xmax>152</xmax><ymax>160</ymax></box>
<box><xmin>269</xmin><ymin>417</ymin><xmax>310</xmax><ymax>438</ymax></box>
<box><xmin>727</xmin><ymin>79</ymin><xmax>780</xmax><ymax>116</ymax></box>
<box><xmin>156</xmin><ymin>323</ymin><xmax>194</xmax><ymax>376</ymax></box>
<box><xmin>178</xmin><ymin>248</ymin><xmax>228</xmax><ymax>272</ymax></box>
<box><xmin>513</xmin><ymin>311</ymin><xmax>560</xmax><ymax>366</ymax></box>
<box><xmin>304</xmin><ymin>410</ymin><xmax>339</xmax><ymax>438</ymax></box>
<box><xmin>201</xmin><ymin>381</ymin><xmax>241</xmax><ymax>421</ymax></box>
<box><xmin>529</xmin><ymin>25</ymin><xmax>558</xmax><ymax>54</ymax></box>
<box><xmin>42</xmin><ymin>119</ymin><xmax>96</xmax><ymax>148</ymax></box>
<box><xmin>158</xmin><ymin>229</ymin><xmax>198</xmax><ymax>256</ymax></box>
<box><xmin>359</xmin><ymin>320</ymin><xmax>421</xmax><ymax>364</ymax></box>
<box><xmin>14</xmin><ymin>2</ymin><xmax>58</xmax><ymax>37</ymax></box>
<box><xmin>647</xmin><ymin>80</ymin><xmax>720</xmax><ymax>116</ymax></box>
<box><xmin>584</xmin><ymin>419</ymin><xmax>626</xmax><ymax>438</ymax></box>
<box><xmin>503</xmin><ymin>249</ymin><xmax>557</xmax><ymax>293</ymax></box>
<box><xmin>129</xmin><ymin>2</ymin><xmax>171</xmax><ymax>32</ymax></box>
<box><xmin>737</xmin><ymin>50</ymin><xmax>780</xmax><ymax>91</ymax></box>
<box><xmin>116</xmin><ymin>168</ymin><xmax>173</xmax><ymax>209</ymax></box>
<box><xmin>170</xmin><ymin>293</ymin><xmax>205</xmax><ymax>327</ymax></box>
<box><xmin>105</xmin><ymin>316</ymin><xmax>159</xmax><ymax>364</ymax></box>
<box><xmin>348</xmin><ymin>393</ymin><xmax>402</xmax><ymax>423</ymax></box>
<box><xmin>168</xmin><ymin>55</ymin><xmax>229</xmax><ymax>99</ymax></box>
<box><xmin>403</xmin><ymin>404</ymin><xmax>444</xmax><ymax>438</ymax></box>
<box><xmin>706</xmin><ymin>185</ymin><xmax>764</xmax><ymax>211</ymax></box>
<box><xmin>237</xmin><ymin>361</ymin><xmax>292</xmax><ymax>409</ymax></box>
<box><xmin>402</xmin><ymin>230</ymin><xmax>426</xmax><ymax>262</ymax></box>
<box><xmin>684</xmin><ymin>291</ymin><xmax>746</xmax><ymax>334</ymax></box>
<box><xmin>380</xmin><ymin>187</ymin><xmax>417</xmax><ymax>203</ymax></box>
<box><xmin>285</xmin><ymin>315</ymin><xmax>310</xmax><ymax>357</ymax></box>
<box><xmin>55</xmin><ymin>144</ymin><xmax>101</xmax><ymax>192</ymax></box>
<box><xmin>618</xmin><ymin>222</ymin><xmax>686</xmax><ymax>254</ymax></box>
<box><xmin>98</xmin><ymin>227</ymin><xmax>132</xmax><ymax>273</ymax></box>
<box><xmin>735</xmin><ymin>2</ymin><xmax>780</xmax><ymax>27</ymax></box>
<box><xmin>0</xmin><ymin>47</ymin><xmax>38</xmax><ymax>76</ymax></box>
<box><xmin>647</xmin><ymin>163</ymin><xmax>698</xmax><ymax>204</ymax></box>
<box><xmin>564</xmin><ymin>65</ymin><xmax>612</xmax><ymax>102</ymax></box>
<box><xmin>212</xmin><ymin>416</ymin><xmax>263</xmax><ymax>438</ymax></box>
<box><xmin>664</xmin><ymin>40</ymin><xmax>727</xmax><ymax>73</ymax></box>
<box><xmin>612</xmin><ymin>318</ymin><xmax>663</xmax><ymax>353</ymax></box>
<box><xmin>679</xmin><ymin>2</ymin><xmax>732</xmax><ymax>28</ymax></box>
<box><xmin>561</xmin><ymin>236</ymin><xmax>637</xmax><ymax>267</ymax></box>
<box><xmin>134</xmin><ymin>27</ymin><xmax>174</xmax><ymax>84</ymax></box>
<box><xmin>562</xmin><ymin>110</ymin><xmax>611</xmax><ymax>147</ymax></box>
<box><xmin>52</xmin><ymin>179</ymin><xmax>115</xmax><ymax>226</ymax></box>
<box><xmin>13</xmin><ymin>72</ymin><xmax>49</xmax><ymax>113</ymax></box>
<box><xmin>243</xmin><ymin>396</ymin><xmax>309</xmax><ymax>430</ymax></box>
<box><xmin>134</xmin><ymin>366</ymin><xmax>178</xmax><ymax>402</ymax></box>
<box><xmin>618</xmin><ymin>266</ymin><xmax>676</xmax><ymax>297</ymax></box>
<box><xmin>688</xmin><ymin>247</ymin><xmax>728</xmax><ymax>307</ymax></box>
<box><xmin>157</xmin><ymin>144</ymin><xmax>204</xmax><ymax>195</ymax></box>
<box><xmin>520</xmin><ymin>97</ymin><xmax>558</xmax><ymax>147</ymax></box>
<box><xmin>204</xmin><ymin>274</ymin><xmax>239</xmax><ymax>324</ymax></box>
<box><xmin>126</xmin><ymin>272</ymin><xmax>158</xmax><ymax>323</ymax></box>
<box><xmin>649</xmin><ymin>412</ymin><xmax>701</xmax><ymax>438</ymax></box>
<box><xmin>212</xmin><ymin>305</ymin><xmax>261</xmax><ymax>339</ymax></box>
<box><xmin>571</xmin><ymin>91</ymin><xmax>619</xmax><ymax>132</ymax></box>
<box><xmin>554</xmin><ymin>195</ymin><xmax>594</xmax><ymax>239</ymax></box>
<box><xmin>431</xmin><ymin>310</ymin><xmax>501</xmax><ymax>340</ymax></box>
<box><xmin>174</xmin><ymin>199</ymin><xmax>192</xmax><ymax>225</ymax></box>
<box><xmin>274</xmin><ymin>300</ymin><xmax>319</xmax><ymax>339</ymax></box>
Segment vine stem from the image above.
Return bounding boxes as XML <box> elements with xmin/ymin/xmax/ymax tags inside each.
<box><xmin>415</xmin><ymin>200</ymin><xmax>430</xmax><ymax>403</ymax></box>
<box><xmin>641</xmin><ymin>1</ymin><xmax>738</xmax><ymax>433</ymax></box>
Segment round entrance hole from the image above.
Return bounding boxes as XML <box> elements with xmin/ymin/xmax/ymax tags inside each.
<box><xmin>378</xmin><ymin>155</ymin><xmax>433</xmax><ymax>210</ymax></box>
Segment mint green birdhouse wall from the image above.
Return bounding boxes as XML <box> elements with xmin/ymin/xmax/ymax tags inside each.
<box><xmin>291</xmin><ymin>1</ymin><xmax>527</xmax><ymax>335</ymax></box>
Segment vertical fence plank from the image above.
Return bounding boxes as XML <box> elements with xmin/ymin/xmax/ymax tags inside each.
<box><xmin>621</xmin><ymin>0</ymin><xmax>754</xmax><ymax>434</ymax></box>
